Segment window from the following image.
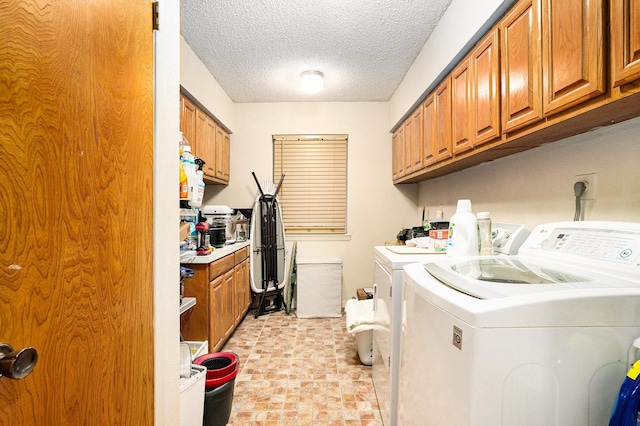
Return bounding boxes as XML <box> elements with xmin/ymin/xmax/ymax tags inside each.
<box><xmin>273</xmin><ymin>134</ymin><xmax>347</xmax><ymax>234</ymax></box>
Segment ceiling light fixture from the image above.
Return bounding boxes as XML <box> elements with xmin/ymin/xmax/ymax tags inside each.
<box><xmin>300</xmin><ymin>70</ymin><xmax>324</xmax><ymax>93</ymax></box>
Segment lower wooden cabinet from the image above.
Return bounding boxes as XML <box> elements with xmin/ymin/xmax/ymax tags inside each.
<box><xmin>181</xmin><ymin>246</ymin><xmax>251</xmax><ymax>353</ymax></box>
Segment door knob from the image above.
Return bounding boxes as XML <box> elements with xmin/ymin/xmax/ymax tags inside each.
<box><xmin>0</xmin><ymin>342</ymin><xmax>38</xmax><ymax>380</ymax></box>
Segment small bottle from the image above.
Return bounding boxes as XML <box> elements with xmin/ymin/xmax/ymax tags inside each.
<box><xmin>447</xmin><ymin>199</ymin><xmax>479</xmax><ymax>259</ymax></box>
<box><xmin>477</xmin><ymin>211</ymin><xmax>492</xmax><ymax>256</ymax></box>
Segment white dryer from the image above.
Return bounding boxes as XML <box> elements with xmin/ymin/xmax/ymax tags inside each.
<box><xmin>399</xmin><ymin>221</ymin><xmax>640</xmax><ymax>425</ymax></box>
<box><xmin>373</xmin><ymin>247</ymin><xmax>445</xmax><ymax>426</ymax></box>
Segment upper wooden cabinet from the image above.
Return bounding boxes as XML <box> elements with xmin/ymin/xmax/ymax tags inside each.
<box><xmin>180</xmin><ymin>95</ymin><xmax>197</xmax><ymax>149</ymax></box>
<box><xmin>452</xmin><ymin>58</ymin><xmax>473</xmax><ymax>154</ymax></box>
<box><xmin>403</xmin><ymin>117</ymin><xmax>413</xmax><ymax>174</ymax></box>
<box><xmin>542</xmin><ymin>0</ymin><xmax>605</xmax><ymax>115</ymax></box>
<box><xmin>501</xmin><ymin>0</ymin><xmax>543</xmax><ymax>132</ymax></box>
<box><xmin>391</xmin><ymin>129</ymin><xmax>402</xmax><ymax>180</ymax></box>
<box><xmin>411</xmin><ymin>106</ymin><xmax>424</xmax><ymax>172</ymax></box>
<box><xmin>434</xmin><ymin>77</ymin><xmax>453</xmax><ymax>162</ymax></box>
<box><xmin>452</xmin><ymin>28</ymin><xmax>501</xmax><ymax>155</ymax></box>
<box><xmin>392</xmin><ymin>0</ymin><xmax>640</xmax><ymax>184</ymax></box>
<box><xmin>180</xmin><ymin>92</ymin><xmax>230</xmax><ymax>185</ymax></box>
<box><xmin>196</xmin><ymin>109</ymin><xmax>217</xmax><ymax>181</ymax></box>
<box><xmin>392</xmin><ymin>126</ymin><xmax>405</xmax><ymax>179</ymax></box>
<box><xmin>611</xmin><ymin>0</ymin><xmax>640</xmax><ymax>87</ymax></box>
<box><xmin>422</xmin><ymin>94</ymin><xmax>437</xmax><ymax>167</ymax></box>
<box><xmin>472</xmin><ymin>29</ymin><xmax>502</xmax><ymax>146</ymax></box>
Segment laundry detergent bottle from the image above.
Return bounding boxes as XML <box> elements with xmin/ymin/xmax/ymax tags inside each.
<box><xmin>447</xmin><ymin>199</ymin><xmax>479</xmax><ymax>259</ymax></box>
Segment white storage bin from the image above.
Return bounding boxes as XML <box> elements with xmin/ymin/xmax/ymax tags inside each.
<box><xmin>180</xmin><ymin>364</ymin><xmax>206</xmax><ymax>426</ymax></box>
<box><xmin>296</xmin><ymin>258</ymin><xmax>342</xmax><ymax>318</ymax></box>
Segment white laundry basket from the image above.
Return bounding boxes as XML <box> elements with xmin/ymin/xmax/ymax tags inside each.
<box><xmin>296</xmin><ymin>258</ymin><xmax>342</xmax><ymax>318</ymax></box>
<box><xmin>345</xmin><ymin>298</ymin><xmax>381</xmax><ymax>366</ymax></box>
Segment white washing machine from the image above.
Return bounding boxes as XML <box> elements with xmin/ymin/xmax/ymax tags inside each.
<box><xmin>373</xmin><ymin>223</ymin><xmax>528</xmax><ymax>426</ymax></box>
<box><xmin>399</xmin><ymin>221</ymin><xmax>640</xmax><ymax>426</ymax></box>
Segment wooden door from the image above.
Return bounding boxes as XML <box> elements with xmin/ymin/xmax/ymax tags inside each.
<box><xmin>542</xmin><ymin>0</ymin><xmax>605</xmax><ymax>115</ymax></box>
<box><xmin>452</xmin><ymin>58</ymin><xmax>473</xmax><ymax>154</ymax></box>
<box><xmin>0</xmin><ymin>1</ymin><xmax>154</xmax><ymax>424</ymax></box>
<box><xmin>411</xmin><ymin>105</ymin><xmax>424</xmax><ymax>172</ymax></box>
<box><xmin>422</xmin><ymin>95</ymin><xmax>437</xmax><ymax>166</ymax></box>
<box><xmin>501</xmin><ymin>0</ymin><xmax>543</xmax><ymax>132</ymax></box>
<box><xmin>472</xmin><ymin>28</ymin><xmax>501</xmax><ymax>146</ymax></box>
<box><xmin>434</xmin><ymin>78</ymin><xmax>453</xmax><ymax>162</ymax></box>
<box><xmin>611</xmin><ymin>0</ymin><xmax>640</xmax><ymax>87</ymax></box>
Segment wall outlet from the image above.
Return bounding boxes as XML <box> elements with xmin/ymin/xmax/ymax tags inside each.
<box><xmin>575</xmin><ymin>173</ymin><xmax>597</xmax><ymax>201</ymax></box>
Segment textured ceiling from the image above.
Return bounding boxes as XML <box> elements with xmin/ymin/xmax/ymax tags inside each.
<box><xmin>181</xmin><ymin>0</ymin><xmax>453</xmax><ymax>103</ymax></box>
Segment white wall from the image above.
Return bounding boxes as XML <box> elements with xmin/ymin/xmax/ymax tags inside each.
<box><xmin>206</xmin><ymin>102</ymin><xmax>419</xmax><ymax>301</ymax></box>
<box><xmin>416</xmin><ymin>116</ymin><xmax>640</xmax><ymax>230</ymax></box>
<box><xmin>181</xmin><ymin>37</ymin><xmax>235</xmax><ymax>130</ymax></box>
<box><xmin>389</xmin><ymin>0</ymin><xmax>514</xmax><ymax>127</ymax></box>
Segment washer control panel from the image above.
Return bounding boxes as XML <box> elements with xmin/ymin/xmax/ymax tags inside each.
<box><xmin>524</xmin><ymin>222</ymin><xmax>640</xmax><ymax>268</ymax></box>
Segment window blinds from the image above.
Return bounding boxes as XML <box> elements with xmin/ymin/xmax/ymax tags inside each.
<box><xmin>273</xmin><ymin>135</ymin><xmax>347</xmax><ymax>234</ymax></box>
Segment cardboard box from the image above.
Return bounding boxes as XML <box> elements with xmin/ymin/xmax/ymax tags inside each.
<box><xmin>429</xmin><ymin>229</ymin><xmax>449</xmax><ymax>240</ymax></box>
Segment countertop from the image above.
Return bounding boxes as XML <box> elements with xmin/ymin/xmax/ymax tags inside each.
<box><xmin>180</xmin><ymin>240</ymin><xmax>250</xmax><ymax>265</ymax></box>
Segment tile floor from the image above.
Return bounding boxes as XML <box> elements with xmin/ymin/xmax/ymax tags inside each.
<box><xmin>221</xmin><ymin>310</ymin><xmax>383</xmax><ymax>426</ymax></box>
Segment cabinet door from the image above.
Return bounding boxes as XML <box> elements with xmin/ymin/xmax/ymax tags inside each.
<box><xmin>422</xmin><ymin>95</ymin><xmax>436</xmax><ymax>166</ymax></box>
<box><xmin>215</xmin><ymin>126</ymin><xmax>225</xmax><ymax>180</ymax></box>
<box><xmin>452</xmin><ymin>58</ymin><xmax>473</xmax><ymax>154</ymax></box>
<box><xmin>194</xmin><ymin>108</ymin><xmax>209</xmax><ymax>172</ymax></box>
<box><xmin>611</xmin><ymin>0</ymin><xmax>640</xmax><ymax>87</ymax></box>
<box><xmin>223</xmin><ymin>132</ymin><xmax>230</xmax><ymax>182</ymax></box>
<box><xmin>391</xmin><ymin>130</ymin><xmax>402</xmax><ymax>180</ymax></box>
<box><xmin>403</xmin><ymin>118</ymin><xmax>413</xmax><ymax>174</ymax></box>
<box><xmin>395</xmin><ymin>126</ymin><xmax>405</xmax><ymax>178</ymax></box>
<box><xmin>222</xmin><ymin>269</ymin><xmax>235</xmax><ymax>339</ymax></box>
<box><xmin>434</xmin><ymin>77</ymin><xmax>452</xmax><ymax>162</ymax></box>
<box><xmin>209</xmin><ymin>276</ymin><xmax>225</xmax><ymax>351</ymax></box>
<box><xmin>501</xmin><ymin>0</ymin><xmax>543</xmax><ymax>132</ymax></box>
<box><xmin>202</xmin><ymin>116</ymin><xmax>217</xmax><ymax>179</ymax></box>
<box><xmin>472</xmin><ymin>28</ymin><xmax>501</xmax><ymax>146</ymax></box>
<box><xmin>411</xmin><ymin>105</ymin><xmax>424</xmax><ymax>172</ymax></box>
<box><xmin>180</xmin><ymin>94</ymin><xmax>197</xmax><ymax>148</ymax></box>
<box><xmin>542</xmin><ymin>0</ymin><xmax>605</xmax><ymax>115</ymax></box>
<box><xmin>234</xmin><ymin>259</ymin><xmax>250</xmax><ymax>324</ymax></box>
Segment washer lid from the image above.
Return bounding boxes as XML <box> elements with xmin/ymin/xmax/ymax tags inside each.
<box><xmin>424</xmin><ymin>256</ymin><xmax>635</xmax><ymax>299</ymax></box>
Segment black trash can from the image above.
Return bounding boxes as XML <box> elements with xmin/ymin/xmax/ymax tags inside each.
<box><xmin>203</xmin><ymin>378</ymin><xmax>236</xmax><ymax>426</ymax></box>
<box><xmin>195</xmin><ymin>352</ymin><xmax>239</xmax><ymax>426</ymax></box>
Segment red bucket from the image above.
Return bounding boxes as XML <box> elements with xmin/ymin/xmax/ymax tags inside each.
<box><xmin>203</xmin><ymin>361</ymin><xmax>238</xmax><ymax>389</ymax></box>
<box><xmin>195</xmin><ymin>352</ymin><xmax>239</xmax><ymax>380</ymax></box>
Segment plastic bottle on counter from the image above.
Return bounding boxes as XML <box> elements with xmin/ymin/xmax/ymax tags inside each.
<box><xmin>189</xmin><ymin>170</ymin><xmax>205</xmax><ymax>208</ymax></box>
<box><xmin>447</xmin><ymin>199</ymin><xmax>479</xmax><ymax>259</ymax></box>
<box><xmin>179</xmin><ymin>160</ymin><xmax>189</xmax><ymax>199</ymax></box>
<box><xmin>477</xmin><ymin>211</ymin><xmax>492</xmax><ymax>256</ymax></box>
